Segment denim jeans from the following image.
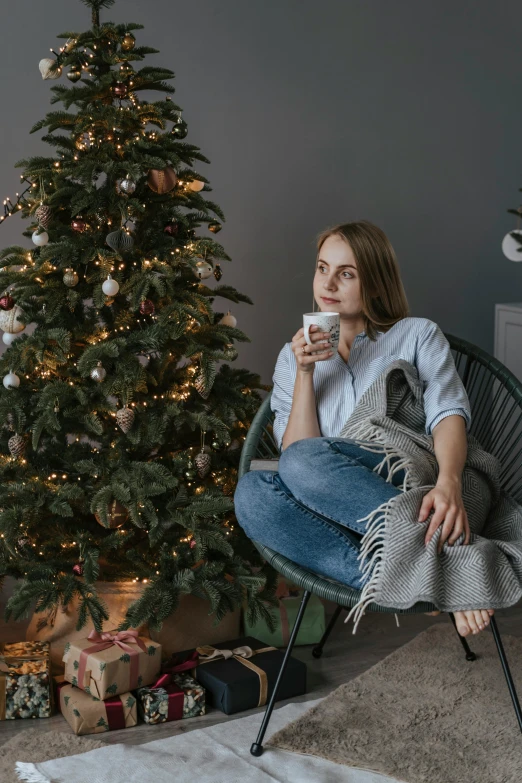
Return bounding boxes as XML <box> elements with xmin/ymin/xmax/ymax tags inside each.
<box><xmin>234</xmin><ymin>436</ymin><xmax>405</xmax><ymax>590</ymax></box>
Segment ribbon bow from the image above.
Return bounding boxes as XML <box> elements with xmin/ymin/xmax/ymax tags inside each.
<box><xmin>195</xmin><ymin>644</ymin><xmax>255</xmax><ymax>663</ymax></box>
<box><xmin>77</xmin><ymin>629</ymin><xmax>147</xmax><ymax>693</ymax></box>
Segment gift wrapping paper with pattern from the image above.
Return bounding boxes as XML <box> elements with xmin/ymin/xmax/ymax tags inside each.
<box><xmin>0</xmin><ymin>641</ymin><xmax>53</xmax><ymax>720</ymax></box>
<box><xmin>54</xmin><ymin>675</ymin><xmax>137</xmax><ymax>735</ymax></box>
<box><xmin>137</xmin><ymin>671</ymin><xmax>205</xmax><ymax>724</ymax></box>
<box><xmin>62</xmin><ymin>630</ymin><xmax>161</xmax><ymax>699</ymax></box>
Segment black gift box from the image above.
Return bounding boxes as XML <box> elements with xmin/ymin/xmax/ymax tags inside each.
<box><xmin>169</xmin><ymin>635</ymin><xmax>307</xmax><ymax>715</ymax></box>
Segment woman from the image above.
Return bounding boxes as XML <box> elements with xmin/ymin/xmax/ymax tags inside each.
<box><xmin>234</xmin><ymin>220</ymin><xmax>494</xmax><ymax>637</ymax></box>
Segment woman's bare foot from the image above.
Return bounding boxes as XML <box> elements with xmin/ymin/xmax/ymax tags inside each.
<box><xmin>454</xmin><ymin>608</ymin><xmax>495</xmax><ymax>635</ymax></box>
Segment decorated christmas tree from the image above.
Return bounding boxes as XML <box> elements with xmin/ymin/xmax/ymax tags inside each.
<box><xmin>1</xmin><ymin>0</ymin><xmax>278</xmax><ymax>633</ymax></box>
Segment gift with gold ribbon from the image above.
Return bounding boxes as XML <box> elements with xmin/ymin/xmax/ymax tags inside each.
<box><xmin>62</xmin><ymin>629</ymin><xmax>162</xmax><ymax>699</ymax></box>
<box><xmin>0</xmin><ymin>641</ymin><xmax>53</xmax><ymax>720</ymax></box>
<box><xmin>163</xmin><ymin>635</ymin><xmax>307</xmax><ymax>715</ymax></box>
<box><xmin>243</xmin><ymin>579</ymin><xmax>326</xmax><ymax>648</ymax></box>
<box><xmin>136</xmin><ymin>655</ymin><xmax>205</xmax><ymax>725</ymax></box>
<box><xmin>54</xmin><ymin>675</ymin><xmax>137</xmax><ymax>735</ymax></box>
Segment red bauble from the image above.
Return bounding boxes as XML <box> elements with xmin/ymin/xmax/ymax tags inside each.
<box><xmin>164</xmin><ymin>221</ymin><xmax>179</xmax><ymax>236</ymax></box>
<box><xmin>190</xmin><ymin>538</ymin><xmax>196</xmax><ymax>549</ymax></box>
<box><xmin>139</xmin><ymin>299</ymin><xmax>155</xmax><ymax>315</ymax></box>
<box><xmin>113</xmin><ymin>82</ymin><xmax>128</xmax><ymax>97</ymax></box>
<box><xmin>0</xmin><ymin>295</ymin><xmax>15</xmax><ymax>311</ymax></box>
<box><xmin>72</xmin><ymin>562</ymin><xmax>84</xmax><ymax>576</ymax></box>
<box><xmin>71</xmin><ymin>218</ymin><xmax>87</xmax><ymax>232</ymax></box>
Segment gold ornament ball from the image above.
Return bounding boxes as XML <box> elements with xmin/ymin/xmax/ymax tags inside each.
<box><xmin>121</xmin><ymin>33</ymin><xmax>136</xmax><ymax>51</ymax></box>
<box><xmin>188</xmin><ymin>179</ymin><xmax>205</xmax><ymax>192</ymax></box>
<box><xmin>94</xmin><ymin>499</ymin><xmax>128</xmax><ymax>529</ymax></box>
<box><xmin>63</xmin><ymin>269</ymin><xmax>79</xmax><ymax>287</ymax></box>
<box><xmin>208</xmin><ymin>221</ymin><xmax>222</xmax><ymax>234</ymax></box>
<box><xmin>194</xmin><ymin>260</ymin><xmax>213</xmax><ymax>280</ymax></box>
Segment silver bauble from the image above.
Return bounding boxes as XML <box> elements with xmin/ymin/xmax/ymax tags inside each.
<box><xmin>194</xmin><ymin>260</ymin><xmax>213</xmax><ymax>280</ymax></box>
<box><xmin>106</xmin><ymin>228</ymin><xmax>134</xmax><ymax>253</ymax></box>
<box><xmin>8</xmin><ymin>433</ymin><xmax>25</xmax><ymax>458</ymax></box>
<box><xmin>117</xmin><ymin>176</ymin><xmax>136</xmax><ymax>195</ymax></box>
<box><xmin>39</xmin><ymin>58</ymin><xmax>62</xmax><ymax>80</ymax></box>
<box><xmin>2</xmin><ymin>332</ymin><xmax>19</xmax><ymax>346</ymax></box>
<box><xmin>219</xmin><ymin>310</ymin><xmax>237</xmax><ymax>328</ymax></box>
<box><xmin>0</xmin><ymin>306</ymin><xmax>25</xmax><ymax>334</ymax></box>
<box><xmin>63</xmin><ymin>269</ymin><xmax>79</xmax><ymax>287</ymax></box>
<box><xmin>32</xmin><ymin>230</ymin><xmax>49</xmax><ymax>246</ymax></box>
<box><xmin>116</xmin><ymin>406</ymin><xmax>135</xmax><ymax>433</ymax></box>
<box><xmin>195</xmin><ymin>450</ymin><xmax>211</xmax><ymax>478</ymax></box>
<box><xmin>91</xmin><ymin>361</ymin><xmax>107</xmax><ymax>382</ymax></box>
<box><xmin>102</xmin><ymin>275</ymin><xmax>120</xmax><ymax>296</ymax></box>
<box><xmin>3</xmin><ymin>371</ymin><xmax>20</xmax><ymax>389</ymax></box>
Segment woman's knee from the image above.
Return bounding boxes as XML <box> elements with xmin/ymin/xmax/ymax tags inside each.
<box><xmin>278</xmin><ymin>436</ymin><xmax>351</xmax><ymax>489</ymax></box>
<box><xmin>234</xmin><ymin>471</ymin><xmax>276</xmax><ymax>537</ymax></box>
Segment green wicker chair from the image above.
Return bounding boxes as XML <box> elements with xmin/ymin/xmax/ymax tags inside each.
<box><xmin>238</xmin><ymin>333</ymin><xmax>522</xmax><ymax>756</ymax></box>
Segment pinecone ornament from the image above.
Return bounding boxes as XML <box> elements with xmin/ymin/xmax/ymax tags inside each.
<box><xmin>8</xmin><ymin>433</ymin><xmax>25</xmax><ymax>458</ymax></box>
<box><xmin>35</xmin><ymin>204</ymin><xmax>52</xmax><ymax>229</ymax></box>
<box><xmin>116</xmin><ymin>406</ymin><xmax>135</xmax><ymax>433</ymax></box>
<box><xmin>194</xmin><ymin>372</ymin><xmax>211</xmax><ymax>399</ymax></box>
<box><xmin>195</xmin><ymin>450</ymin><xmax>211</xmax><ymax>478</ymax></box>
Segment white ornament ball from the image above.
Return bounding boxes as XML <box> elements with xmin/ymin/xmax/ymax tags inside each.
<box><xmin>102</xmin><ymin>275</ymin><xmax>120</xmax><ymax>296</ymax></box>
<box><xmin>39</xmin><ymin>58</ymin><xmax>62</xmax><ymax>80</ymax></box>
<box><xmin>2</xmin><ymin>332</ymin><xmax>20</xmax><ymax>346</ymax></box>
<box><xmin>0</xmin><ymin>306</ymin><xmax>25</xmax><ymax>334</ymax></box>
<box><xmin>32</xmin><ymin>230</ymin><xmax>49</xmax><ymax>246</ymax></box>
<box><xmin>3</xmin><ymin>371</ymin><xmax>20</xmax><ymax>389</ymax></box>
<box><xmin>219</xmin><ymin>310</ymin><xmax>237</xmax><ymax>328</ymax></box>
<box><xmin>194</xmin><ymin>260</ymin><xmax>214</xmax><ymax>280</ymax></box>
<box><xmin>502</xmin><ymin>230</ymin><xmax>522</xmax><ymax>262</ymax></box>
<box><xmin>188</xmin><ymin>179</ymin><xmax>205</xmax><ymax>192</ymax></box>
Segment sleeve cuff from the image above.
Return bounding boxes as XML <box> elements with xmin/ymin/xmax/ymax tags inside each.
<box><xmin>427</xmin><ymin>409</ymin><xmax>470</xmax><ymax>435</ymax></box>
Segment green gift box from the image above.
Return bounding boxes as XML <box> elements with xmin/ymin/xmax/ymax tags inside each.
<box><xmin>243</xmin><ymin>582</ymin><xmax>326</xmax><ymax>647</ymax></box>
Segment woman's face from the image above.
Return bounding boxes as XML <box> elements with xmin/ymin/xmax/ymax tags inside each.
<box><xmin>313</xmin><ymin>235</ymin><xmax>362</xmax><ymax>315</ymax></box>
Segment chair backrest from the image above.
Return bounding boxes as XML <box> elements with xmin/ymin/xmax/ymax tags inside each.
<box><xmin>238</xmin><ymin>333</ymin><xmax>522</xmax><ymax>502</ymax></box>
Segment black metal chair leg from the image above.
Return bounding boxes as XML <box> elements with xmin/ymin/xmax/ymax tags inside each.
<box><xmin>250</xmin><ymin>588</ymin><xmax>312</xmax><ymax>757</ymax></box>
<box><xmin>312</xmin><ymin>603</ymin><xmax>344</xmax><ymax>659</ymax></box>
<box><xmin>448</xmin><ymin>612</ymin><xmax>478</xmax><ymax>661</ymax></box>
<box><xmin>489</xmin><ymin>615</ymin><xmax>522</xmax><ymax>733</ymax></box>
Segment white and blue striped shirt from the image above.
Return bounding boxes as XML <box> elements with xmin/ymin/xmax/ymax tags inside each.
<box><xmin>270</xmin><ymin>317</ymin><xmax>471</xmax><ymax>451</ymax></box>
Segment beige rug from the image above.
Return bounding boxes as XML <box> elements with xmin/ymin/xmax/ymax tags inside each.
<box><xmin>267</xmin><ymin>622</ymin><xmax>522</xmax><ymax>782</ymax></box>
<box><xmin>0</xmin><ymin>729</ymin><xmax>106</xmax><ymax>783</ymax></box>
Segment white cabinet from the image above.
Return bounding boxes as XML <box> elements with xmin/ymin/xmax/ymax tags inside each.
<box><xmin>495</xmin><ymin>303</ymin><xmax>522</xmax><ymax>381</ymax></box>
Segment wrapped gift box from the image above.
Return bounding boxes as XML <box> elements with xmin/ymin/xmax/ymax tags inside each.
<box><xmin>62</xmin><ymin>629</ymin><xmax>161</xmax><ymax>700</ymax></box>
<box><xmin>243</xmin><ymin>581</ymin><xmax>326</xmax><ymax>647</ymax></box>
<box><xmin>165</xmin><ymin>635</ymin><xmax>307</xmax><ymax>715</ymax></box>
<box><xmin>137</xmin><ymin>670</ymin><xmax>205</xmax><ymax>725</ymax></box>
<box><xmin>54</xmin><ymin>675</ymin><xmax>137</xmax><ymax>735</ymax></box>
<box><xmin>0</xmin><ymin>641</ymin><xmax>53</xmax><ymax>720</ymax></box>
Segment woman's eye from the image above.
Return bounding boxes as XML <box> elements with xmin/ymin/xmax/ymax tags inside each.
<box><xmin>318</xmin><ymin>265</ymin><xmax>352</xmax><ymax>279</ymax></box>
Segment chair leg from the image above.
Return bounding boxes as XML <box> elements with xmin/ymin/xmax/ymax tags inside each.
<box><xmin>448</xmin><ymin>612</ymin><xmax>478</xmax><ymax>661</ymax></box>
<box><xmin>312</xmin><ymin>603</ymin><xmax>344</xmax><ymax>659</ymax></box>
<box><xmin>489</xmin><ymin>615</ymin><xmax>522</xmax><ymax>733</ymax></box>
<box><xmin>250</xmin><ymin>588</ymin><xmax>312</xmax><ymax>757</ymax></box>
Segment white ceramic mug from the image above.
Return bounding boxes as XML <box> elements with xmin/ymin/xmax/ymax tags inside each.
<box><xmin>303</xmin><ymin>312</ymin><xmax>340</xmax><ymax>358</ymax></box>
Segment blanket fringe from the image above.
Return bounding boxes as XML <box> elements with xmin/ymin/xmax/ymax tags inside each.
<box><xmin>352</xmin><ymin>435</ymin><xmax>415</xmax><ymax>492</ymax></box>
<box><xmin>15</xmin><ymin>762</ymin><xmax>49</xmax><ymax>782</ymax></box>
<box><xmin>344</xmin><ymin>495</ymin><xmax>397</xmax><ymax>634</ymax></box>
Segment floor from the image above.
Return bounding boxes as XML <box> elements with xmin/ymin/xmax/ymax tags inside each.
<box><xmin>2</xmin><ymin>594</ymin><xmax>522</xmax><ymax>747</ymax></box>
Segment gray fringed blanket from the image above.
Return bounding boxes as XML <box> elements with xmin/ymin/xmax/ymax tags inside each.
<box><xmin>338</xmin><ymin>359</ymin><xmax>522</xmax><ymax>634</ymax></box>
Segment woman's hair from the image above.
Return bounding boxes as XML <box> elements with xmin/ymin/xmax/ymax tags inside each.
<box><xmin>315</xmin><ymin>220</ymin><xmax>410</xmax><ymax>342</ymax></box>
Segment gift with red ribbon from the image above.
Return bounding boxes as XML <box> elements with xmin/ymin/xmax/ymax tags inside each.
<box><xmin>62</xmin><ymin>629</ymin><xmax>162</xmax><ymax>700</ymax></box>
<box><xmin>136</xmin><ymin>653</ymin><xmax>205</xmax><ymax>725</ymax></box>
<box><xmin>53</xmin><ymin>675</ymin><xmax>137</xmax><ymax>735</ymax></box>
<box><xmin>243</xmin><ymin>579</ymin><xmax>326</xmax><ymax>648</ymax></box>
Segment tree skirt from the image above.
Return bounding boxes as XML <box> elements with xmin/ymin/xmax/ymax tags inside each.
<box><xmin>268</xmin><ymin>623</ymin><xmax>522</xmax><ymax>782</ymax></box>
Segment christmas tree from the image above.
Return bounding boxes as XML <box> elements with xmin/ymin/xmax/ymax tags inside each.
<box><xmin>1</xmin><ymin>0</ymin><xmax>279</xmax><ymax>634</ymax></box>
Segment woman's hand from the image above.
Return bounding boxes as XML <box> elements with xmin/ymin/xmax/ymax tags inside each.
<box><xmin>418</xmin><ymin>478</ymin><xmax>471</xmax><ymax>553</ymax></box>
<box><xmin>291</xmin><ymin>325</ymin><xmax>334</xmax><ymax>374</ymax></box>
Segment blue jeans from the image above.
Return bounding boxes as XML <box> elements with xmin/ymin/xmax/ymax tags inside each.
<box><xmin>234</xmin><ymin>437</ymin><xmax>405</xmax><ymax>590</ymax></box>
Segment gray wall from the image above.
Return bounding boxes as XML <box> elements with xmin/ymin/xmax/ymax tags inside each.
<box><xmin>0</xmin><ymin>0</ymin><xmax>520</xmax><ymax>389</ymax></box>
